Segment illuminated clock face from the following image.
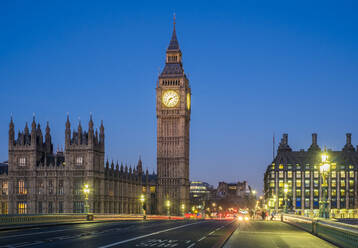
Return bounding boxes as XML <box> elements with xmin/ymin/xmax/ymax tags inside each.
<box><xmin>186</xmin><ymin>93</ymin><xmax>191</xmax><ymax>110</ymax></box>
<box><xmin>162</xmin><ymin>90</ymin><xmax>179</xmax><ymax>108</ymax></box>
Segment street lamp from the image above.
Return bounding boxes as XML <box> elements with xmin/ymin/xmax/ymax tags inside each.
<box><xmin>140</xmin><ymin>194</ymin><xmax>146</xmax><ymax>217</ymax></box>
<box><xmin>166</xmin><ymin>200</ymin><xmax>171</xmax><ymax>217</ymax></box>
<box><xmin>319</xmin><ymin>149</ymin><xmax>330</xmax><ymax>218</ymax></box>
<box><xmin>284</xmin><ymin>183</ymin><xmax>288</xmax><ymax>213</ymax></box>
<box><xmin>83</xmin><ymin>184</ymin><xmax>90</xmax><ymax>214</ymax></box>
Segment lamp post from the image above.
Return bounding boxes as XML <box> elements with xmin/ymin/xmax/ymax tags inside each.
<box><xmin>181</xmin><ymin>203</ymin><xmax>185</xmax><ymax>216</ymax></box>
<box><xmin>166</xmin><ymin>200</ymin><xmax>171</xmax><ymax>217</ymax></box>
<box><xmin>319</xmin><ymin>149</ymin><xmax>330</xmax><ymax>218</ymax></box>
<box><xmin>140</xmin><ymin>194</ymin><xmax>146</xmax><ymax>217</ymax></box>
<box><xmin>83</xmin><ymin>184</ymin><xmax>90</xmax><ymax>214</ymax></box>
<box><xmin>284</xmin><ymin>183</ymin><xmax>288</xmax><ymax>213</ymax></box>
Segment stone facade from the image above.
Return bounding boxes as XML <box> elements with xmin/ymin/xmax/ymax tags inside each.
<box><xmin>156</xmin><ymin>22</ymin><xmax>191</xmax><ymax>215</ymax></box>
<box><xmin>0</xmin><ymin>116</ymin><xmax>157</xmax><ymax>215</ymax></box>
<box><xmin>264</xmin><ymin>133</ymin><xmax>358</xmax><ymax>217</ymax></box>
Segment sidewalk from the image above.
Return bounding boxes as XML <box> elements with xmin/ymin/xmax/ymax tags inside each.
<box><xmin>223</xmin><ymin>220</ymin><xmax>336</xmax><ymax>248</ymax></box>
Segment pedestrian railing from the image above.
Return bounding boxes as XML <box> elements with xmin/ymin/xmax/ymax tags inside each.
<box><xmin>282</xmin><ymin>214</ymin><xmax>358</xmax><ymax>248</ymax></box>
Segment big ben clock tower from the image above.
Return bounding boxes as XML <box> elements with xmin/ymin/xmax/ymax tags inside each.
<box><xmin>156</xmin><ymin>18</ymin><xmax>191</xmax><ymax>215</ymax></box>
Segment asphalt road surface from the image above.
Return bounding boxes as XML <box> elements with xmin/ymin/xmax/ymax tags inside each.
<box><xmin>224</xmin><ymin>220</ymin><xmax>337</xmax><ymax>248</ymax></box>
<box><xmin>0</xmin><ymin>219</ymin><xmax>236</xmax><ymax>248</ymax></box>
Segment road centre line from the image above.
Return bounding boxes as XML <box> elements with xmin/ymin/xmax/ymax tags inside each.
<box><xmin>198</xmin><ymin>236</ymin><xmax>207</xmax><ymax>242</ymax></box>
<box><xmin>99</xmin><ymin>221</ymin><xmax>207</xmax><ymax>248</ymax></box>
<box><xmin>208</xmin><ymin>230</ymin><xmax>216</xmax><ymax>235</ymax></box>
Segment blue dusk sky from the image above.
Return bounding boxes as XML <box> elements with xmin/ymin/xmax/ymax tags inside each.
<box><xmin>0</xmin><ymin>1</ymin><xmax>357</xmax><ymax>193</ymax></box>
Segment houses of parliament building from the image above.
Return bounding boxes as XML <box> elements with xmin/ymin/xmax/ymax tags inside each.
<box><xmin>0</xmin><ymin>21</ymin><xmax>191</xmax><ymax>216</ymax></box>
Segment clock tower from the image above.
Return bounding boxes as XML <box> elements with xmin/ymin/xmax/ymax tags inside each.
<box><xmin>156</xmin><ymin>19</ymin><xmax>191</xmax><ymax>215</ymax></box>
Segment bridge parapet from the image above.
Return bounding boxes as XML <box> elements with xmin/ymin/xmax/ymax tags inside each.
<box><xmin>282</xmin><ymin>214</ymin><xmax>358</xmax><ymax>248</ymax></box>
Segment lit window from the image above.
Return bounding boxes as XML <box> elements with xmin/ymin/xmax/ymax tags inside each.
<box><xmin>279</xmin><ymin>171</ymin><xmax>284</xmax><ymax>178</ymax></box>
<box><xmin>349</xmin><ymin>180</ymin><xmax>354</xmax><ymax>188</ymax></box>
<box><xmin>304</xmin><ymin>179</ymin><xmax>310</xmax><ymax>187</ymax></box>
<box><xmin>332</xmin><ymin>189</ymin><xmax>336</xmax><ymax>197</ymax></box>
<box><xmin>296</xmin><ymin>164</ymin><xmax>301</xmax><ymax>170</ymax></box>
<box><xmin>314</xmin><ymin>171</ymin><xmax>318</xmax><ymax>178</ymax></box>
<box><xmin>271</xmin><ymin>171</ymin><xmax>275</xmax><ymax>178</ymax></box>
<box><xmin>272</xmin><ymin>163</ymin><xmax>275</xmax><ymax>169</ymax></box>
<box><xmin>76</xmin><ymin>157</ymin><xmax>83</xmax><ymax>165</ymax></box>
<box><xmin>17</xmin><ymin>201</ymin><xmax>27</xmax><ymax>214</ymax></box>
<box><xmin>314</xmin><ymin>180</ymin><xmax>319</xmax><ymax>187</ymax></box>
<box><xmin>270</xmin><ymin>180</ymin><xmax>275</xmax><ymax>187</ymax></box>
<box><xmin>331</xmin><ymin>180</ymin><xmax>336</xmax><ymax>187</ymax></box>
<box><xmin>331</xmin><ymin>164</ymin><xmax>336</xmax><ymax>170</ymax></box>
<box><xmin>296</xmin><ymin>180</ymin><xmax>301</xmax><ymax>187</ymax></box>
<box><xmin>314</xmin><ymin>189</ymin><xmax>319</xmax><ymax>197</ymax></box>
<box><xmin>305</xmin><ymin>189</ymin><xmax>310</xmax><ymax>197</ymax></box>
<box><xmin>349</xmin><ymin>171</ymin><xmax>354</xmax><ymax>178</ymax></box>
<box><xmin>288</xmin><ymin>171</ymin><xmax>292</xmax><ymax>178</ymax></box>
<box><xmin>341</xmin><ymin>180</ymin><xmax>345</xmax><ymax>187</ymax></box>
<box><xmin>296</xmin><ymin>189</ymin><xmax>301</xmax><ymax>196</ymax></box>
<box><xmin>340</xmin><ymin>171</ymin><xmax>346</xmax><ymax>178</ymax></box>
<box><xmin>279</xmin><ymin>180</ymin><xmax>284</xmax><ymax>188</ymax></box>
<box><xmin>288</xmin><ymin>180</ymin><xmax>292</xmax><ymax>187</ymax></box>
<box><xmin>305</xmin><ymin>171</ymin><xmax>310</xmax><ymax>178</ymax></box>
<box><xmin>19</xmin><ymin>157</ymin><xmax>26</xmax><ymax>166</ymax></box>
<box><xmin>340</xmin><ymin>189</ymin><xmax>345</xmax><ymax>197</ymax></box>
<box><xmin>349</xmin><ymin>165</ymin><xmax>354</xmax><ymax>169</ymax></box>
<box><xmin>296</xmin><ymin>171</ymin><xmax>301</xmax><ymax>178</ymax></box>
<box><xmin>279</xmin><ymin>164</ymin><xmax>284</xmax><ymax>169</ymax></box>
<box><xmin>332</xmin><ymin>171</ymin><xmax>336</xmax><ymax>178</ymax></box>
<box><xmin>18</xmin><ymin>180</ymin><xmax>27</xmax><ymax>195</ymax></box>
<box><xmin>1</xmin><ymin>181</ymin><xmax>8</xmax><ymax>195</ymax></box>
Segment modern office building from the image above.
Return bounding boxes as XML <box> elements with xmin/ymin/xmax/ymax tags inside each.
<box><xmin>264</xmin><ymin>133</ymin><xmax>358</xmax><ymax>217</ymax></box>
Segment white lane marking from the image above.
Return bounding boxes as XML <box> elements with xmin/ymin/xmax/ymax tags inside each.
<box><xmin>197</xmin><ymin>236</ymin><xmax>207</xmax><ymax>242</ymax></box>
<box><xmin>208</xmin><ymin>230</ymin><xmax>215</xmax><ymax>235</ymax></box>
<box><xmin>215</xmin><ymin>225</ymin><xmax>224</xmax><ymax>231</ymax></box>
<box><xmin>99</xmin><ymin>222</ymin><xmax>207</xmax><ymax>248</ymax></box>
<box><xmin>186</xmin><ymin>243</ymin><xmax>196</xmax><ymax>248</ymax></box>
<box><xmin>0</xmin><ymin>229</ymin><xmax>74</xmax><ymax>239</ymax></box>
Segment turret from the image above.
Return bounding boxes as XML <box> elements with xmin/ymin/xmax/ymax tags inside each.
<box><xmin>137</xmin><ymin>156</ymin><xmax>143</xmax><ymax>174</ymax></box>
<box><xmin>65</xmin><ymin>114</ymin><xmax>71</xmax><ymax>146</ymax></box>
<box><xmin>31</xmin><ymin>116</ymin><xmax>36</xmax><ymax>146</ymax></box>
<box><xmin>77</xmin><ymin>120</ymin><xmax>82</xmax><ymax>145</ymax></box>
<box><xmin>9</xmin><ymin>116</ymin><xmax>14</xmax><ymax>148</ymax></box>
<box><xmin>88</xmin><ymin>114</ymin><xmax>94</xmax><ymax>145</ymax></box>
<box><xmin>100</xmin><ymin>120</ymin><xmax>105</xmax><ymax>146</ymax></box>
<box><xmin>45</xmin><ymin>121</ymin><xmax>53</xmax><ymax>153</ymax></box>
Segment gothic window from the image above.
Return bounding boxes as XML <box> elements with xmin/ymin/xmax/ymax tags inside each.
<box><xmin>48</xmin><ymin>202</ymin><xmax>53</xmax><ymax>213</ymax></box>
<box><xmin>38</xmin><ymin>180</ymin><xmax>44</xmax><ymax>195</ymax></box>
<box><xmin>17</xmin><ymin>201</ymin><xmax>27</xmax><ymax>214</ymax></box>
<box><xmin>287</xmin><ymin>171</ymin><xmax>292</xmax><ymax>178</ymax></box>
<box><xmin>48</xmin><ymin>180</ymin><xmax>54</xmax><ymax>195</ymax></box>
<box><xmin>59</xmin><ymin>180</ymin><xmax>64</xmax><ymax>195</ymax></box>
<box><xmin>19</xmin><ymin>157</ymin><xmax>26</xmax><ymax>166</ymax></box>
<box><xmin>304</xmin><ymin>179</ymin><xmax>310</xmax><ymax>187</ymax></box>
<box><xmin>38</xmin><ymin>202</ymin><xmax>43</xmax><ymax>214</ymax></box>
<box><xmin>76</xmin><ymin>156</ymin><xmax>83</xmax><ymax>165</ymax></box>
<box><xmin>1</xmin><ymin>202</ymin><xmax>8</xmax><ymax>214</ymax></box>
<box><xmin>59</xmin><ymin>201</ymin><xmax>64</xmax><ymax>213</ymax></box>
<box><xmin>279</xmin><ymin>171</ymin><xmax>283</xmax><ymax>178</ymax></box>
<box><xmin>314</xmin><ymin>171</ymin><xmax>319</xmax><ymax>178</ymax></box>
<box><xmin>340</xmin><ymin>180</ymin><xmax>345</xmax><ymax>187</ymax></box>
<box><xmin>18</xmin><ymin>180</ymin><xmax>27</xmax><ymax>195</ymax></box>
<box><xmin>296</xmin><ymin>179</ymin><xmax>301</xmax><ymax>187</ymax></box>
<box><xmin>296</xmin><ymin>171</ymin><xmax>301</xmax><ymax>178</ymax></box>
<box><xmin>1</xmin><ymin>181</ymin><xmax>8</xmax><ymax>195</ymax></box>
<box><xmin>332</xmin><ymin>171</ymin><xmax>336</xmax><ymax>178</ymax></box>
<box><xmin>74</xmin><ymin>180</ymin><xmax>83</xmax><ymax>195</ymax></box>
